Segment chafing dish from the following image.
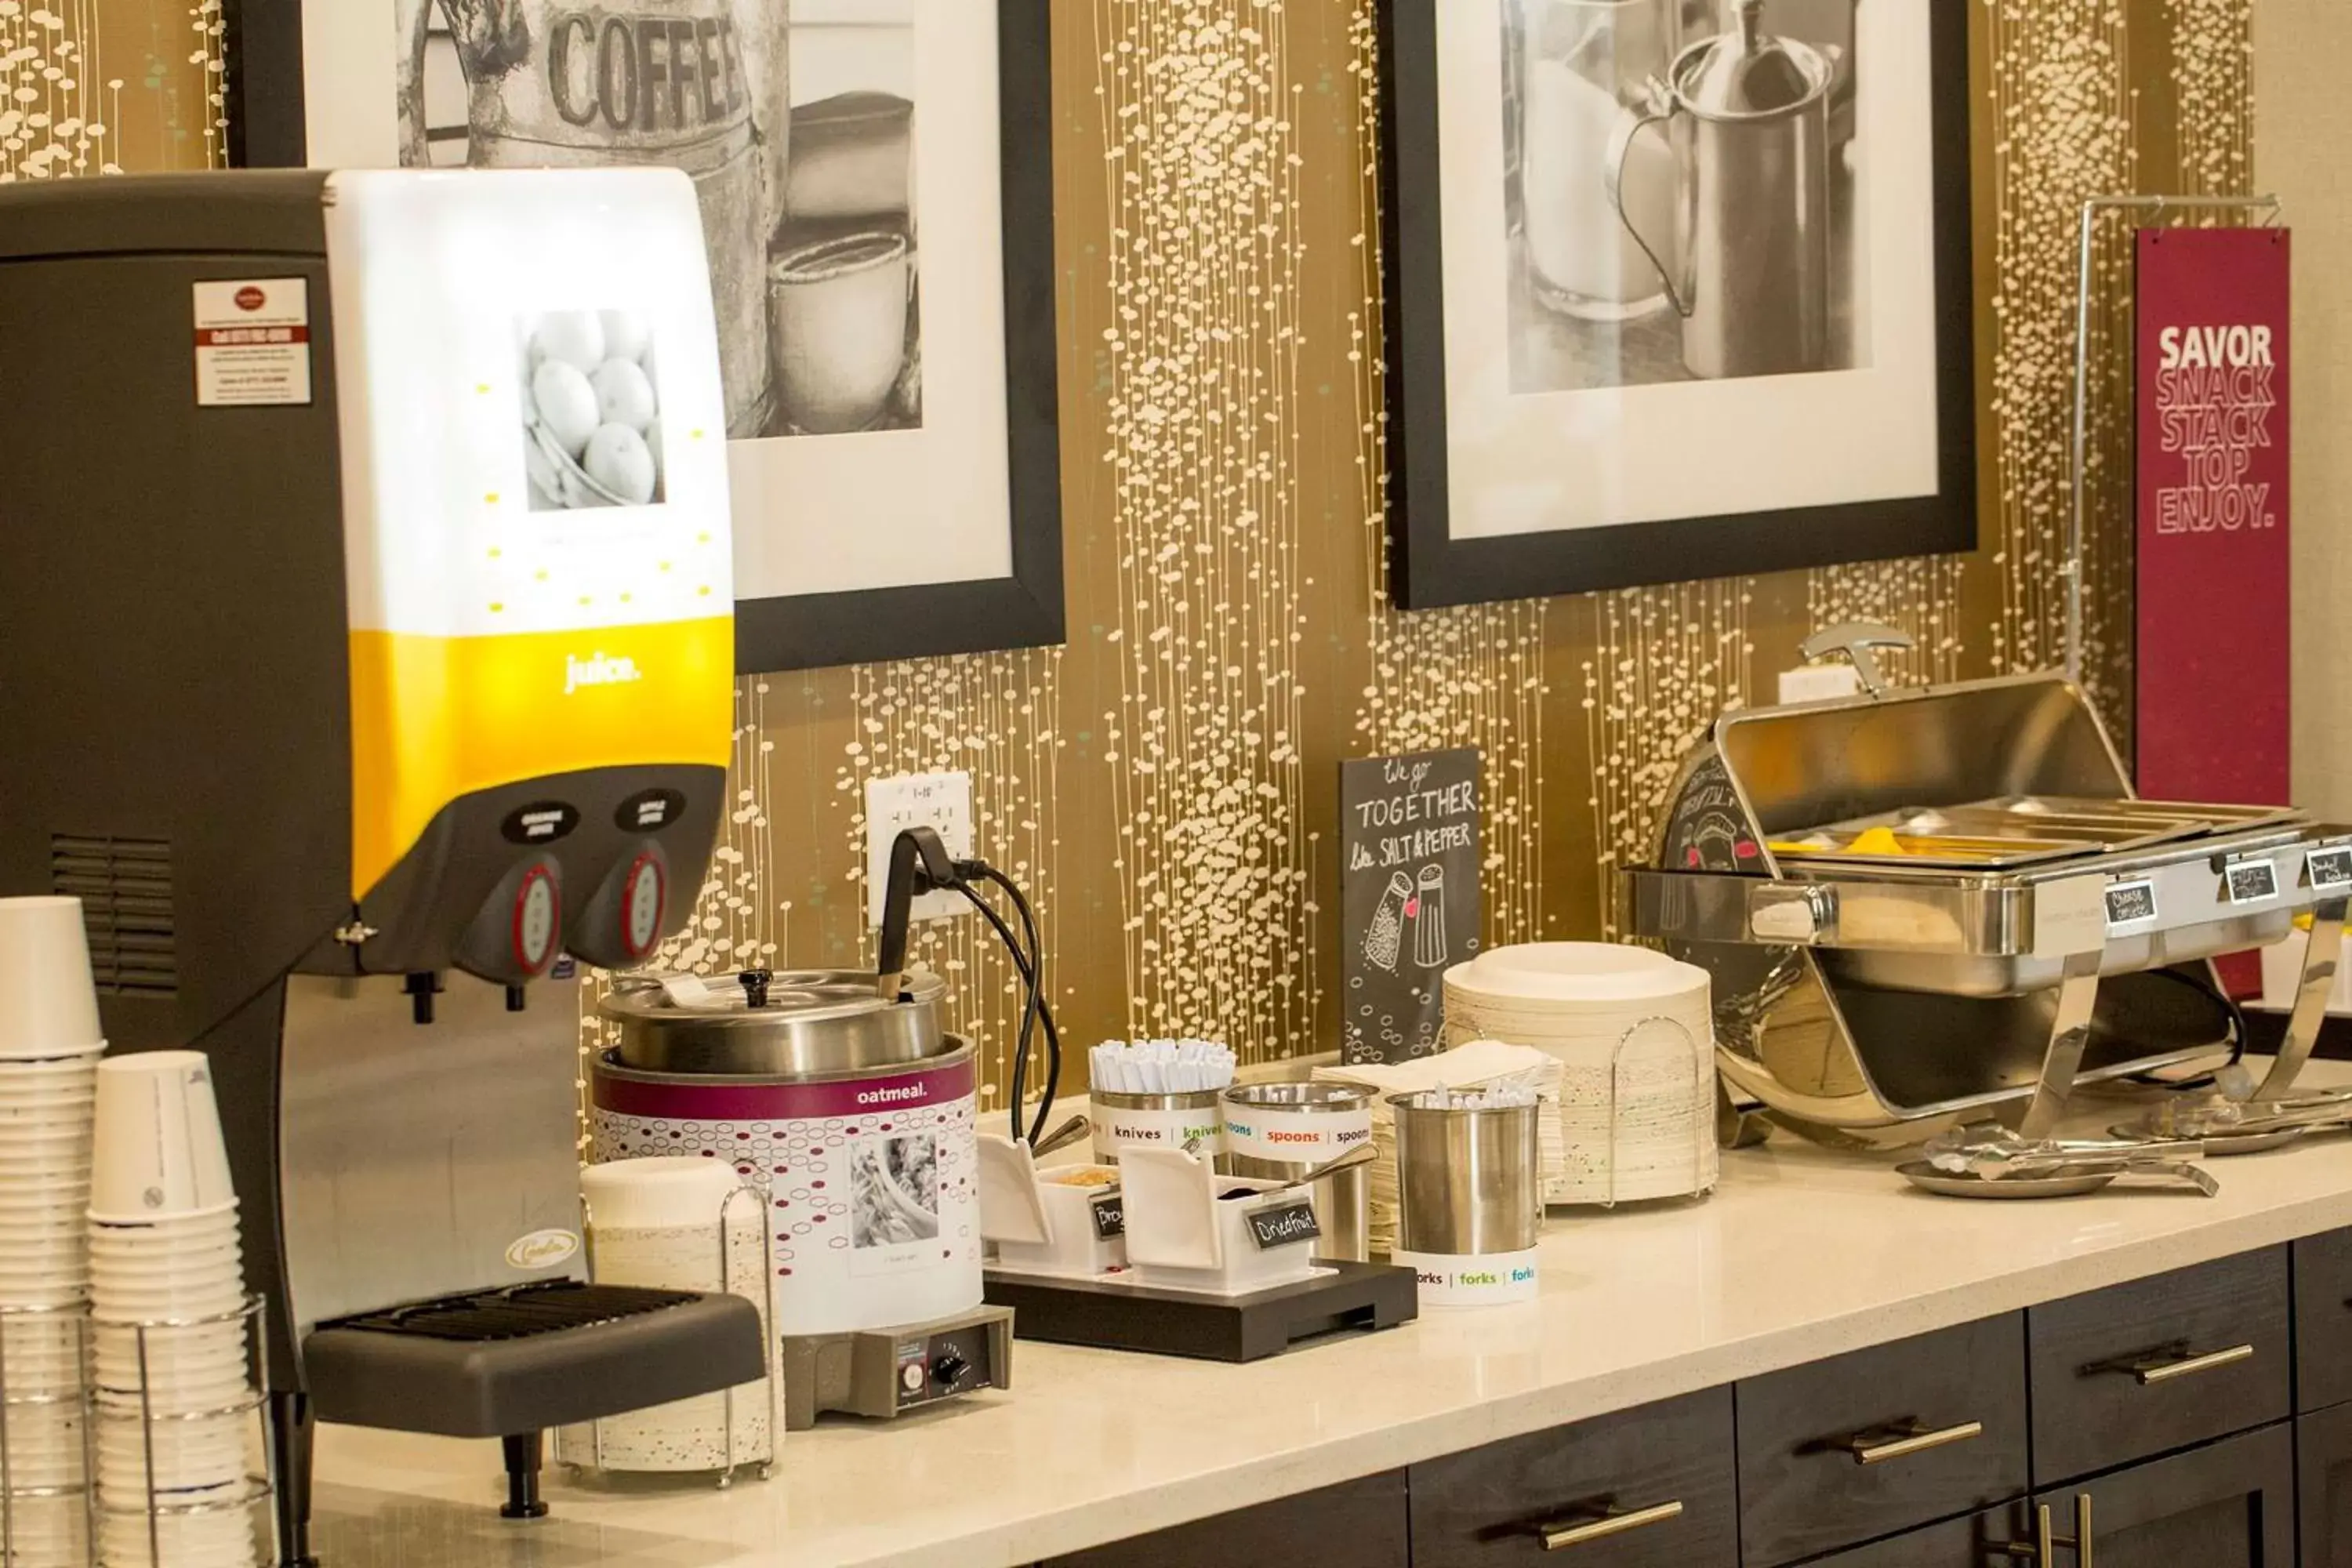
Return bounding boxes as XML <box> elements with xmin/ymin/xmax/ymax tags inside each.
<box><xmin>1624</xmin><ymin>625</ymin><xmax>2352</xmax><ymax>1146</ymax></box>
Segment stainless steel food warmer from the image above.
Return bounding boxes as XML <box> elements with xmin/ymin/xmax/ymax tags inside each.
<box><xmin>1624</xmin><ymin>626</ymin><xmax>2352</xmax><ymax>1145</ymax></box>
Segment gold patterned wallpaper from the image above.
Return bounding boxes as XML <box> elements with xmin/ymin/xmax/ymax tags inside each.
<box><xmin>88</xmin><ymin>0</ymin><xmax>2258</xmax><ymax>1122</ymax></box>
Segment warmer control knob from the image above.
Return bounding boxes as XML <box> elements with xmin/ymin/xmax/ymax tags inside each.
<box><xmin>898</xmin><ymin>1360</ymin><xmax>926</xmax><ymax>1396</ymax></box>
<box><xmin>930</xmin><ymin>1350</ymin><xmax>971</xmax><ymax>1388</ymax></box>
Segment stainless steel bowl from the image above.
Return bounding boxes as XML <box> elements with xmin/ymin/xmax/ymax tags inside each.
<box><xmin>601</xmin><ymin>968</ymin><xmax>947</xmax><ymax>1076</ymax></box>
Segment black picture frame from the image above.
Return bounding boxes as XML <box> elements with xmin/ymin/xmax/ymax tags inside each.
<box><xmin>1376</xmin><ymin>0</ymin><xmax>1977</xmax><ymax>609</ymax></box>
<box><xmin>223</xmin><ymin>0</ymin><xmax>1065</xmax><ymax>674</ymax></box>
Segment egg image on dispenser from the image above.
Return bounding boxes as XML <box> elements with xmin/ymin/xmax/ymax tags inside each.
<box><xmin>520</xmin><ymin>310</ymin><xmax>666</xmax><ymax>511</ymax></box>
<box><xmin>533</xmin><ymin>310</ymin><xmax>605</xmax><ymax>373</ymax></box>
<box><xmin>532</xmin><ymin>360</ymin><xmax>601</xmax><ymax>457</ymax></box>
<box><xmin>583</xmin><ymin>423</ymin><xmax>657</xmax><ymax>506</ymax></box>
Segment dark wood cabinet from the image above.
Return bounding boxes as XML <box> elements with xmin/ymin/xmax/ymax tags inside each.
<box><xmin>2027</xmin><ymin>1246</ymin><xmax>2290</xmax><ymax>1485</ymax></box>
<box><xmin>1043</xmin><ymin>1229</ymin><xmax>2352</xmax><ymax>1567</ymax></box>
<box><xmin>1036</xmin><ymin>1469</ymin><xmax>1407</xmax><ymax>1568</ymax></box>
<box><xmin>2301</xmin><ymin>1403</ymin><xmax>2352</xmax><ymax>1566</ymax></box>
<box><xmin>2034</xmin><ymin>1422</ymin><xmax>2292</xmax><ymax>1567</ymax></box>
<box><xmin>1798</xmin><ymin>1503</ymin><xmax>2036</xmax><ymax>1566</ymax></box>
<box><xmin>1408</xmin><ymin>1387</ymin><xmax>1735</xmax><ymax>1567</ymax></box>
<box><xmin>2297</xmin><ymin>1229</ymin><xmax>2352</xmax><ymax>1413</ymax></box>
<box><xmin>1736</xmin><ymin>1313</ymin><xmax>2028</xmax><ymax>1567</ymax></box>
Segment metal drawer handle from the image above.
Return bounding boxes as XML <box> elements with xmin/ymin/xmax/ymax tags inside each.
<box><xmin>2090</xmin><ymin>1342</ymin><xmax>2255</xmax><ymax>1385</ymax></box>
<box><xmin>1840</xmin><ymin>1417</ymin><xmax>1984</xmax><ymax>1465</ymax></box>
<box><xmin>1999</xmin><ymin>1496</ymin><xmax>2092</xmax><ymax>1566</ymax></box>
<box><xmin>1537</xmin><ymin>1500</ymin><xmax>1684</xmax><ymax>1551</ymax></box>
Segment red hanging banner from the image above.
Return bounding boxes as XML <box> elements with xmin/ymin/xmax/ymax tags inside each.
<box><xmin>2135</xmin><ymin>227</ymin><xmax>2290</xmax><ymax>994</ymax></box>
<box><xmin>2135</xmin><ymin>227</ymin><xmax>2291</xmax><ymax>800</ymax></box>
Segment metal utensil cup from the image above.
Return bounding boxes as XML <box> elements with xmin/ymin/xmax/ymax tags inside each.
<box><xmin>1221</xmin><ymin>1083</ymin><xmax>1374</xmax><ymax>1262</ymax></box>
<box><xmin>1390</xmin><ymin>1095</ymin><xmax>1543</xmax><ymax>1258</ymax></box>
<box><xmin>1088</xmin><ymin>1088</ymin><xmax>1227</xmax><ymax>1167</ymax></box>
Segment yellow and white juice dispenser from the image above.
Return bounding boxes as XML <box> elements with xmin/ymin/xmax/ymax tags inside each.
<box><xmin>0</xmin><ymin>167</ymin><xmax>763</xmax><ymax>1562</ymax></box>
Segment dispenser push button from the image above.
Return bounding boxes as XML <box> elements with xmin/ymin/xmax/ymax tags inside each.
<box><xmin>621</xmin><ymin>854</ymin><xmax>665</xmax><ymax>960</ymax></box>
<box><xmin>514</xmin><ymin>866</ymin><xmax>560</xmax><ymax>974</ymax></box>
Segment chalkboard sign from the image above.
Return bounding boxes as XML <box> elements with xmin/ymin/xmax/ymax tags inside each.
<box><xmin>1340</xmin><ymin>748</ymin><xmax>1482</xmax><ymax>1064</ymax></box>
<box><xmin>1089</xmin><ymin>1194</ymin><xmax>1125</xmax><ymax>1240</ymax></box>
<box><xmin>1243</xmin><ymin>1200</ymin><xmax>1321</xmax><ymax>1251</ymax></box>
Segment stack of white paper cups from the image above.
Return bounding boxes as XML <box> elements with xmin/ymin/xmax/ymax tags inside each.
<box><xmin>85</xmin><ymin>1051</ymin><xmax>259</xmax><ymax>1568</ymax></box>
<box><xmin>0</xmin><ymin>897</ymin><xmax>108</xmax><ymax>1567</ymax></box>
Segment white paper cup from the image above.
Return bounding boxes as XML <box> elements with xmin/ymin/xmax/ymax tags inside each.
<box><xmin>87</xmin><ymin>1206</ymin><xmax>239</xmax><ymax>1240</ymax></box>
<box><xmin>0</xmin><ymin>898</ymin><xmax>100</xmax><ymax>1060</ymax></box>
<box><xmin>0</xmin><ymin>1403</ymin><xmax>87</xmax><ymax>1488</ymax></box>
<box><xmin>94</xmin><ymin>1411</ymin><xmax>250</xmax><ymax>1492</ymax></box>
<box><xmin>98</xmin><ymin>1501</ymin><xmax>258</xmax><ymax>1568</ymax></box>
<box><xmin>89</xmin><ymin>1055</ymin><xmax>234</xmax><ymax>1222</ymax></box>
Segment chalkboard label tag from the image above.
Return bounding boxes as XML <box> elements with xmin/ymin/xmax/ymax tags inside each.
<box><xmin>2104</xmin><ymin>878</ymin><xmax>2158</xmax><ymax>931</ymax></box>
<box><xmin>1089</xmin><ymin>1194</ymin><xmax>1125</xmax><ymax>1240</ymax></box>
<box><xmin>2225</xmin><ymin>858</ymin><xmax>2281</xmax><ymax>906</ymax></box>
<box><xmin>1245</xmin><ymin>1200</ymin><xmax>1320</xmax><ymax>1250</ymax></box>
<box><xmin>2310</xmin><ymin>847</ymin><xmax>2352</xmax><ymax>891</ymax></box>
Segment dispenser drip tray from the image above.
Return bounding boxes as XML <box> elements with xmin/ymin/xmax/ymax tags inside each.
<box><xmin>305</xmin><ymin>1281</ymin><xmax>765</xmax><ymax>1439</ymax></box>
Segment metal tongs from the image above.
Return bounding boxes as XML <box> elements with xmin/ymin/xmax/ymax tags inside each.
<box><xmin>1925</xmin><ymin>1127</ymin><xmax>2218</xmax><ymax>1196</ymax></box>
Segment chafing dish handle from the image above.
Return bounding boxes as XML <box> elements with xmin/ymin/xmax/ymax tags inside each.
<box><xmin>1536</xmin><ymin>1500</ymin><xmax>1684</xmax><ymax>1551</ymax></box>
<box><xmin>1798</xmin><ymin>622</ymin><xmax>1916</xmax><ymax>699</ymax></box>
<box><xmin>1748</xmin><ymin>884</ymin><xmax>1838</xmax><ymax>944</ymax></box>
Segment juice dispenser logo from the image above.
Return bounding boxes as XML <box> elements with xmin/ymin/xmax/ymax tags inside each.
<box><xmin>564</xmin><ymin>651</ymin><xmax>644</xmax><ymax>695</ymax></box>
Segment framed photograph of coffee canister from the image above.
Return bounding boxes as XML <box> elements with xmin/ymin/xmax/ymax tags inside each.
<box><xmin>226</xmin><ymin>0</ymin><xmax>1065</xmax><ymax>672</ymax></box>
<box><xmin>1377</xmin><ymin>0</ymin><xmax>1976</xmax><ymax>608</ymax></box>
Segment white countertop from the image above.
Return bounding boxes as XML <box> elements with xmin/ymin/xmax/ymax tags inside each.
<box><xmin>312</xmin><ymin>1062</ymin><xmax>2352</xmax><ymax>1568</ymax></box>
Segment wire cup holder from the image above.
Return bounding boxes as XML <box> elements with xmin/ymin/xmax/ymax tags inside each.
<box><xmin>565</xmin><ymin>1181</ymin><xmax>779</xmax><ymax>1486</ymax></box>
<box><xmin>1590</xmin><ymin>1015</ymin><xmax>1715</xmax><ymax>1210</ymax></box>
<box><xmin>4</xmin><ymin>1294</ymin><xmax>280</xmax><ymax>1568</ymax></box>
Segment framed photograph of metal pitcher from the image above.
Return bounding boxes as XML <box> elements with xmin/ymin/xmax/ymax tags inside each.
<box><xmin>1377</xmin><ymin>0</ymin><xmax>1976</xmax><ymax>607</ymax></box>
<box><xmin>226</xmin><ymin>0</ymin><xmax>1065</xmax><ymax>672</ymax></box>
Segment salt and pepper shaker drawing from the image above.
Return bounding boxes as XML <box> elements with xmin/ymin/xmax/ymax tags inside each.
<box><xmin>1411</xmin><ymin>866</ymin><xmax>1449</xmax><ymax>969</ymax></box>
<box><xmin>1365</xmin><ymin>871</ymin><xmax>1414</xmax><ymax>973</ymax></box>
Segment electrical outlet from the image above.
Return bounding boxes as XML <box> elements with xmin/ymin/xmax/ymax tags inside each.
<box><xmin>1778</xmin><ymin>663</ymin><xmax>1862</xmax><ymax>706</ymax></box>
<box><xmin>866</xmin><ymin>771</ymin><xmax>974</xmax><ymax>927</ymax></box>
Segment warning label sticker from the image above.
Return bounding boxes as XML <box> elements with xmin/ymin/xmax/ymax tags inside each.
<box><xmin>193</xmin><ymin>278</ymin><xmax>312</xmax><ymax>407</ymax></box>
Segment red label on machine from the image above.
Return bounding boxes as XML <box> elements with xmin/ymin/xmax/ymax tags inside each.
<box><xmin>191</xmin><ymin>278</ymin><xmax>313</xmax><ymax>407</ymax></box>
<box><xmin>2136</xmin><ymin>227</ymin><xmax>2291</xmax><ymax>995</ymax></box>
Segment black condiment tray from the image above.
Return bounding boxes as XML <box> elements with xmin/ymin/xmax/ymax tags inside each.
<box><xmin>982</xmin><ymin>1259</ymin><xmax>1417</xmax><ymax>1362</ymax></box>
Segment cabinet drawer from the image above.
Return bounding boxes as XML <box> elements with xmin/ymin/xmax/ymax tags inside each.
<box><xmin>1039</xmin><ymin>1470</ymin><xmax>1406</xmax><ymax>1568</ymax></box>
<box><xmin>1797</xmin><ymin>1503</ymin><xmax>2034</xmax><ymax>1566</ymax></box>
<box><xmin>2027</xmin><ymin>1246</ymin><xmax>2288</xmax><ymax>1484</ymax></box>
<box><xmin>2297</xmin><ymin>1228</ymin><xmax>2352</xmax><ymax>1411</ymax></box>
<box><xmin>1409</xmin><ymin>1388</ymin><xmax>1734</xmax><ymax>1567</ymax></box>
<box><xmin>1736</xmin><ymin>1314</ymin><xmax>2027</xmax><ymax>1568</ymax></box>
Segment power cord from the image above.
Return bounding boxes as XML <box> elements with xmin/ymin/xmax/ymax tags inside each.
<box><xmin>891</xmin><ymin>836</ymin><xmax>1060</xmax><ymax>1146</ymax></box>
<box><xmin>2125</xmin><ymin>964</ymin><xmax>2249</xmax><ymax>1091</ymax></box>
